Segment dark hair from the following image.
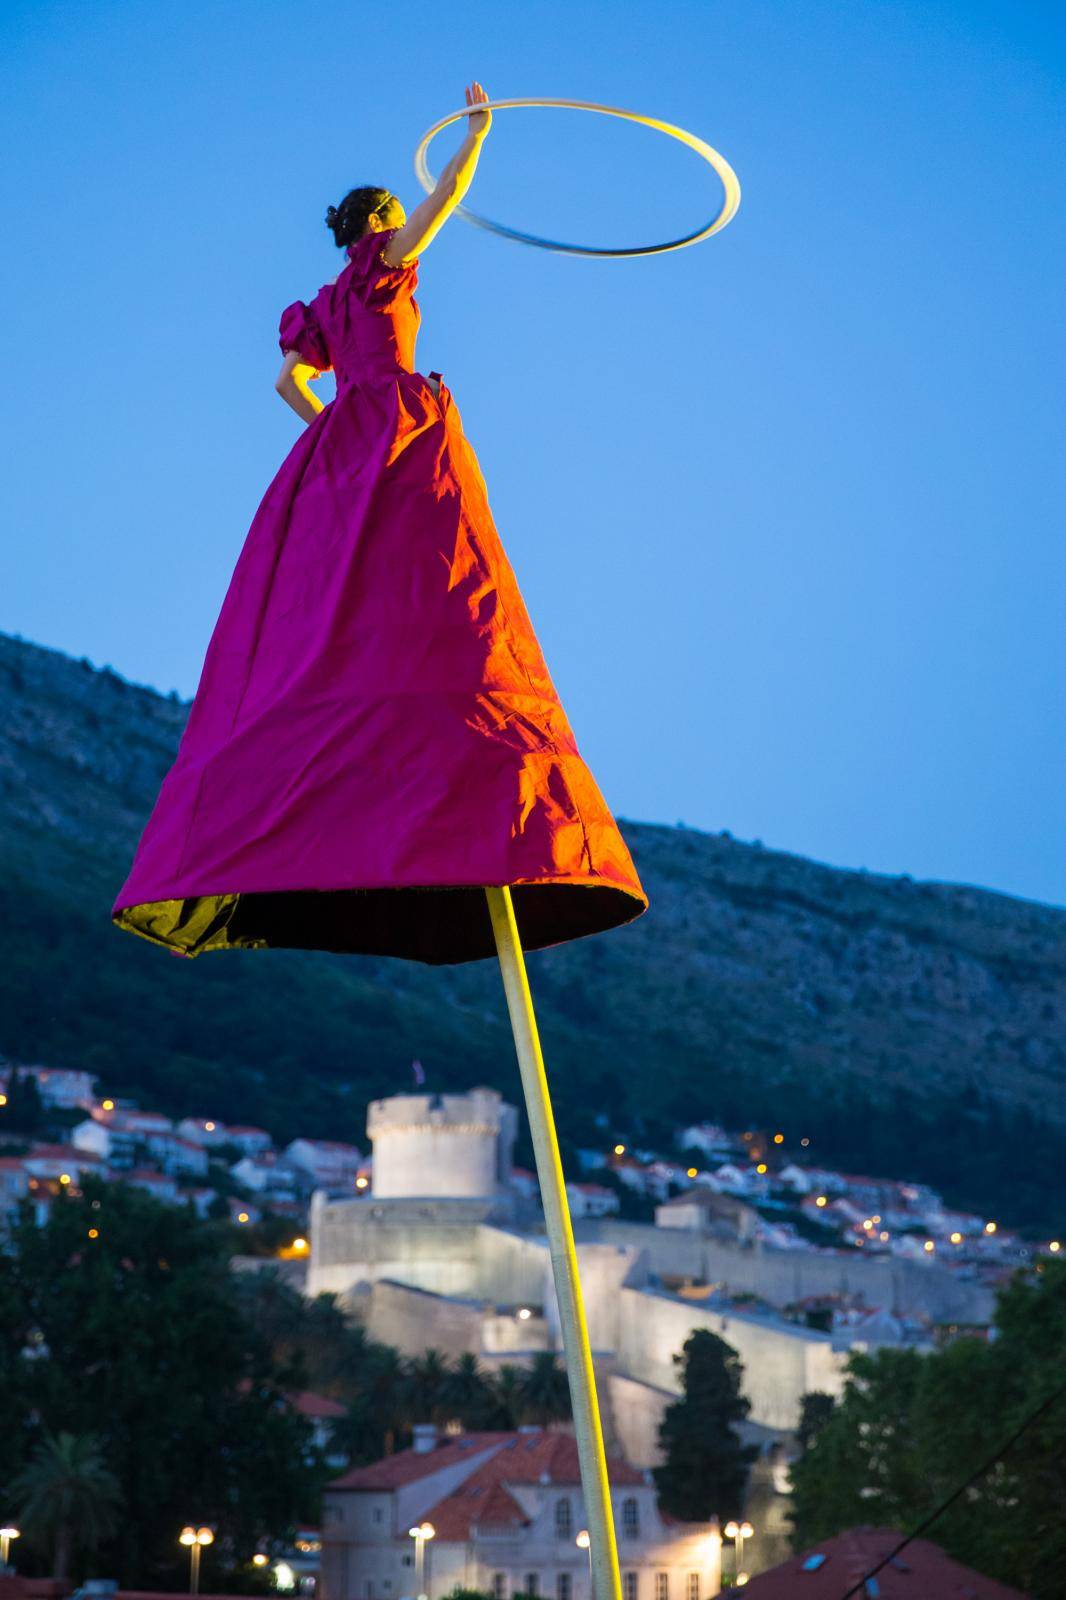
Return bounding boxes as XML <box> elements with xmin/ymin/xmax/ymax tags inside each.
<box><xmin>325</xmin><ymin>186</ymin><xmax>396</xmax><ymax>248</ymax></box>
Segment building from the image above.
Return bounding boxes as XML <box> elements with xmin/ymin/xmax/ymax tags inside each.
<box><xmin>309</xmin><ymin>1094</ymin><xmax>993</xmax><ymax>1458</ymax></box>
<box><xmin>655</xmin><ymin>1191</ymin><xmax>758</xmax><ymax>1244</ymax></box>
<box><xmin>321</xmin><ymin>1426</ymin><xmax>721</xmax><ymax>1600</ymax></box>
<box><xmin>0</xmin><ymin>1155</ymin><xmax>30</xmax><ymax>1222</ymax></box>
<box><xmin>367</xmin><ymin>1090</ymin><xmax>516</xmax><ymax>1202</ymax></box>
<box><xmin>287</xmin><ymin>1139</ymin><xmax>366</xmax><ymax>1194</ymax></box>
<box><xmin>740</xmin><ymin>1527</ymin><xmax>1029</xmax><ymax>1598</ymax></box>
<box><xmin>22</xmin><ymin>1144</ymin><xmax>104</xmax><ymax>1183</ymax></box>
<box><xmin>73</xmin><ymin>1110</ymin><xmax>175</xmax><ymax>1169</ymax></box>
<box><xmin>0</xmin><ymin>1063</ymin><xmax>97</xmax><ymax>1109</ymax></box>
<box><xmin>565</xmin><ymin>1183</ymin><xmax>620</xmax><ymax>1219</ymax></box>
<box><xmin>146</xmin><ymin>1131</ymin><xmax>210</xmax><ymax>1177</ymax></box>
<box><xmin>232</xmin><ymin>1152</ymin><xmax>299</xmax><ymax>1198</ymax></box>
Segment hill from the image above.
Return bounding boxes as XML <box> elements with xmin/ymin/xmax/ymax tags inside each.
<box><xmin>1</xmin><ymin>629</ymin><xmax>1063</xmax><ymax>1230</ymax></box>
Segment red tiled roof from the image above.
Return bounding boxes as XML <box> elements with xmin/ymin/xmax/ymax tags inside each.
<box><xmin>430</xmin><ymin>1477</ymin><xmax>529</xmax><ymax>1540</ymax></box>
<box><xmin>330</xmin><ymin>1433</ymin><xmax>504</xmax><ymax>1490</ymax></box>
<box><xmin>741</xmin><ymin>1528</ymin><xmax>1030</xmax><ymax>1599</ymax></box>
<box><xmin>287</xmin><ymin>1389</ymin><xmax>347</xmax><ymax>1419</ymax></box>
<box><xmin>422</xmin><ymin>1431</ymin><xmax>644</xmax><ymax>1541</ymax></box>
<box><xmin>330</xmin><ymin>1428</ymin><xmax>645</xmax><ymax>1499</ymax></box>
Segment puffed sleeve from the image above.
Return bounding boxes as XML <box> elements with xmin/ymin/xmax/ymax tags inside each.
<box><xmin>344</xmin><ymin>226</ymin><xmax>419</xmax><ymax>311</ymax></box>
<box><xmin>278</xmin><ymin>298</ymin><xmax>332</xmax><ymax>372</ymax></box>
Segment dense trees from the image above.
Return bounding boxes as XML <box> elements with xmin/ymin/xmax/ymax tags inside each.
<box><xmin>0</xmin><ymin>1179</ymin><xmax>318</xmax><ymax>1587</ymax></box>
<box><xmin>789</xmin><ymin>1259</ymin><xmax>1066</xmax><ymax>1600</ymax></box>
<box><xmin>235</xmin><ymin>1272</ymin><xmax>573</xmax><ymax>1459</ymax></box>
<box><xmin>652</xmin><ymin>1329</ymin><xmax>757</xmax><ymax>1523</ymax></box>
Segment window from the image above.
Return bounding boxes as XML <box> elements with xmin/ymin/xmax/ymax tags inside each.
<box><xmin>557</xmin><ymin>1576</ymin><xmax>572</xmax><ymax>1600</ymax></box>
<box><xmin>686</xmin><ymin>1576</ymin><xmax>699</xmax><ymax>1600</ymax></box>
<box><xmin>622</xmin><ymin>1499</ymin><xmax>640</xmax><ymax>1540</ymax></box>
<box><xmin>373</xmin><ymin>1508</ymin><xmax>384</xmax><ymax>1524</ymax></box>
<box><xmin>555</xmin><ymin>1499</ymin><xmax>573</xmax><ymax>1539</ymax></box>
<box><xmin>623</xmin><ymin>1574</ymin><xmax>638</xmax><ymax>1600</ymax></box>
<box><xmin>493</xmin><ymin>1575</ymin><xmax>507</xmax><ymax>1600</ymax></box>
<box><xmin>524</xmin><ymin>1578</ymin><xmax>540</xmax><ymax>1597</ymax></box>
<box><xmin>655</xmin><ymin>1574</ymin><xmax>668</xmax><ymax>1600</ymax></box>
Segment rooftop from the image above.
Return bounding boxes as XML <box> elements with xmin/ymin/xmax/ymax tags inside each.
<box><xmin>741</xmin><ymin>1527</ymin><xmax>1029</xmax><ymax>1599</ymax></box>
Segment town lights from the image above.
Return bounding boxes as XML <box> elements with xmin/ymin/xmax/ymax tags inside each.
<box><xmin>0</xmin><ymin>1527</ymin><xmax>20</xmax><ymax>1567</ymax></box>
<box><xmin>517</xmin><ymin>1307</ymin><xmax>532</xmax><ymax>1321</ymax></box>
<box><xmin>815</xmin><ymin>1196</ymin><xmax>827</xmax><ymax>1208</ymax></box>
<box><xmin>409</xmin><ymin>1522</ymin><xmax>435</xmax><ymax>1600</ymax></box>
<box><xmin>179</xmin><ymin>1527</ymin><xmax>214</xmax><ymax>1595</ymax></box>
<box><xmin>985</xmin><ymin>1221</ymin><xmax>997</xmax><ymax>1235</ymax></box>
<box><xmin>252</xmin><ymin>1554</ymin><xmax>269</xmax><ymax>1568</ymax></box>
<box><xmin>576</xmin><ymin>1531</ymin><xmax>591</xmax><ymax>1549</ymax></box>
<box><xmin>613</xmin><ymin>1144</ymin><xmax>626</xmax><ymax>1156</ymax></box>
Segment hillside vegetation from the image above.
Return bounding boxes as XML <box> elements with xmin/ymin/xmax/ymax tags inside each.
<box><xmin>2</xmin><ymin>630</ymin><xmax>1063</xmax><ymax>1230</ymax></box>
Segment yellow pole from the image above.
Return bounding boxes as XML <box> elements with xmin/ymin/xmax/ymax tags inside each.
<box><xmin>486</xmin><ymin>886</ymin><xmax>621</xmax><ymax>1600</ymax></box>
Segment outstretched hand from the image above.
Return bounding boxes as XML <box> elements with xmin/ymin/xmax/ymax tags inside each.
<box><xmin>465</xmin><ymin>80</ymin><xmax>492</xmax><ymax>138</ymax></box>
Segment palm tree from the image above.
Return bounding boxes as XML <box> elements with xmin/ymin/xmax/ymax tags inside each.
<box><xmin>11</xmin><ymin>1430</ymin><xmax>122</xmax><ymax>1581</ymax></box>
<box><xmin>442</xmin><ymin>1353</ymin><xmax>497</xmax><ymax>1429</ymax></box>
<box><xmin>490</xmin><ymin>1365</ymin><xmax>527</xmax><ymax>1429</ymax></box>
<box><xmin>518</xmin><ymin>1353</ymin><xmax>572</xmax><ymax>1426</ymax></box>
<box><xmin>404</xmin><ymin>1350</ymin><xmax>452</xmax><ymax>1427</ymax></box>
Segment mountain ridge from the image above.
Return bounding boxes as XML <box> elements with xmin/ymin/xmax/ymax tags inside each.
<box><xmin>2</xmin><ymin>628</ymin><xmax>1063</xmax><ymax>1229</ymax></box>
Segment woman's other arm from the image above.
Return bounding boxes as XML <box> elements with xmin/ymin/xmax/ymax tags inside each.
<box><xmin>275</xmin><ymin>350</ymin><xmax>326</xmax><ymax>423</ymax></box>
<box><xmin>381</xmin><ymin>81</ymin><xmax>493</xmax><ymax>267</ymax></box>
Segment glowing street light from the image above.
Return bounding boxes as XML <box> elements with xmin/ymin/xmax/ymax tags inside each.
<box><xmin>252</xmin><ymin>1554</ymin><xmax>269</xmax><ymax>1568</ymax></box>
<box><xmin>409</xmin><ymin>1521</ymin><xmax>435</xmax><ymax>1600</ymax></box>
<box><xmin>179</xmin><ymin>1526</ymin><xmax>214</xmax><ymax>1594</ymax></box>
<box><xmin>723</xmin><ymin>1520</ymin><xmax>754</xmax><ymax>1583</ymax></box>
<box><xmin>0</xmin><ymin>1527</ymin><xmax>20</xmax><ymax>1567</ymax></box>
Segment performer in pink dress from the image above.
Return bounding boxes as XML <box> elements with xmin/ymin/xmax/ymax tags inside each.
<box><xmin>111</xmin><ymin>82</ymin><xmax>646</xmax><ymax>965</ymax></box>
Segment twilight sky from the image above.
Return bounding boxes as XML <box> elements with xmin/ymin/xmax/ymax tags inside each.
<box><xmin>3</xmin><ymin>0</ymin><xmax>1063</xmax><ymax>904</ymax></box>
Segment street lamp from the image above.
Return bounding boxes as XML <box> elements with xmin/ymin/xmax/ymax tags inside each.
<box><xmin>408</xmin><ymin>1521</ymin><xmax>435</xmax><ymax>1600</ymax></box>
<box><xmin>576</xmin><ymin>1529</ymin><xmax>593</xmax><ymax>1593</ymax></box>
<box><xmin>0</xmin><ymin>1527</ymin><xmax>20</xmax><ymax>1568</ymax></box>
<box><xmin>179</xmin><ymin>1526</ymin><xmax>214</xmax><ymax>1594</ymax></box>
<box><xmin>723</xmin><ymin>1521</ymin><xmax>753</xmax><ymax>1585</ymax></box>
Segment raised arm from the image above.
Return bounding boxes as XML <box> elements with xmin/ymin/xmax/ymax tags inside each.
<box><xmin>381</xmin><ymin>81</ymin><xmax>492</xmax><ymax>267</ymax></box>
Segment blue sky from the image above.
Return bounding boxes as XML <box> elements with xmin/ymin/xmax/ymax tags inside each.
<box><xmin>3</xmin><ymin>0</ymin><xmax>1063</xmax><ymax>904</ymax></box>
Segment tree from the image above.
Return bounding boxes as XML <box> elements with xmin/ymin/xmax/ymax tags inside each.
<box><xmin>653</xmin><ymin>1330</ymin><xmax>757</xmax><ymax>1522</ymax></box>
<box><xmin>10</xmin><ymin>1430</ymin><xmax>122</xmax><ymax>1580</ymax></box>
<box><xmin>518</xmin><ymin>1353</ymin><xmax>571</xmax><ymax>1426</ymax></box>
<box><xmin>0</xmin><ymin>1178</ymin><xmax>319</xmax><ymax>1585</ymax></box>
<box><xmin>788</xmin><ymin>1259</ymin><xmax>1066</xmax><ymax>1600</ymax></box>
<box><xmin>443</xmin><ymin>1353</ymin><xmax>500</xmax><ymax>1430</ymax></box>
<box><xmin>1</xmin><ymin>1067</ymin><xmax>47</xmax><ymax>1136</ymax></box>
<box><xmin>490</xmin><ymin>1365</ymin><xmax>527</xmax><ymax>1429</ymax></box>
<box><xmin>796</xmin><ymin>1392</ymin><xmax>835</xmax><ymax>1456</ymax></box>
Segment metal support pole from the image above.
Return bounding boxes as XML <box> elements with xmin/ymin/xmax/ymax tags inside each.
<box><xmin>486</xmin><ymin>887</ymin><xmax>621</xmax><ymax>1600</ymax></box>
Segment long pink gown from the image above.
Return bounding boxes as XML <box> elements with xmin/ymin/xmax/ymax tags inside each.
<box><xmin>111</xmin><ymin>226</ymin><xmax>646</xmax><ymax>963</ymax></box>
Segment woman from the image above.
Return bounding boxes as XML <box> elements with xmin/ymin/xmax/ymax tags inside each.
<box><xmin>111</xmin><ymin>81</ymin><xmax>646</xmax><ymax>964</ymax></box>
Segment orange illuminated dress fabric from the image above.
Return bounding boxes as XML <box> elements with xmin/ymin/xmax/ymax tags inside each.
<box><xmin>111</xmin><ymin>226</ymin><xmax>647</xmax><ymax>964</ymax></box>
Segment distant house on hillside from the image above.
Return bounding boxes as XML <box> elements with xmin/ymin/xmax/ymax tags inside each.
<box><xmin>655</xmin><ymin>1188</ymin><xmax>759</xmax><ymax>1244</ymax></box>
<box><xmin>0</xmin><ymin>1064</ymin><xmax>97</xmax><ymax>1109</ymax></box>
<box><xmin>565</xmin><ymin>1182</ymin><xmax>620</xmax><ymax>1219</ymax></box>
<box><xmin>285</xmin><ymin>1139</ymin><xmax>364</xmax><ymax>1192</ymax></box>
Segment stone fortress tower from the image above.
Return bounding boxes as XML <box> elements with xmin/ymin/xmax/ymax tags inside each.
<box><xmin>368</xmin><ymin>1087</ymin><xmax>517</xmax><ymax>1201</ymax></box>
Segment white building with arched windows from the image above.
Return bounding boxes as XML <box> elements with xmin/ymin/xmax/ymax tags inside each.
<box><xmin>320</xmin><ymin>1425</ymin><xmax>721</xmax><ymax>1600</ymax></box>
